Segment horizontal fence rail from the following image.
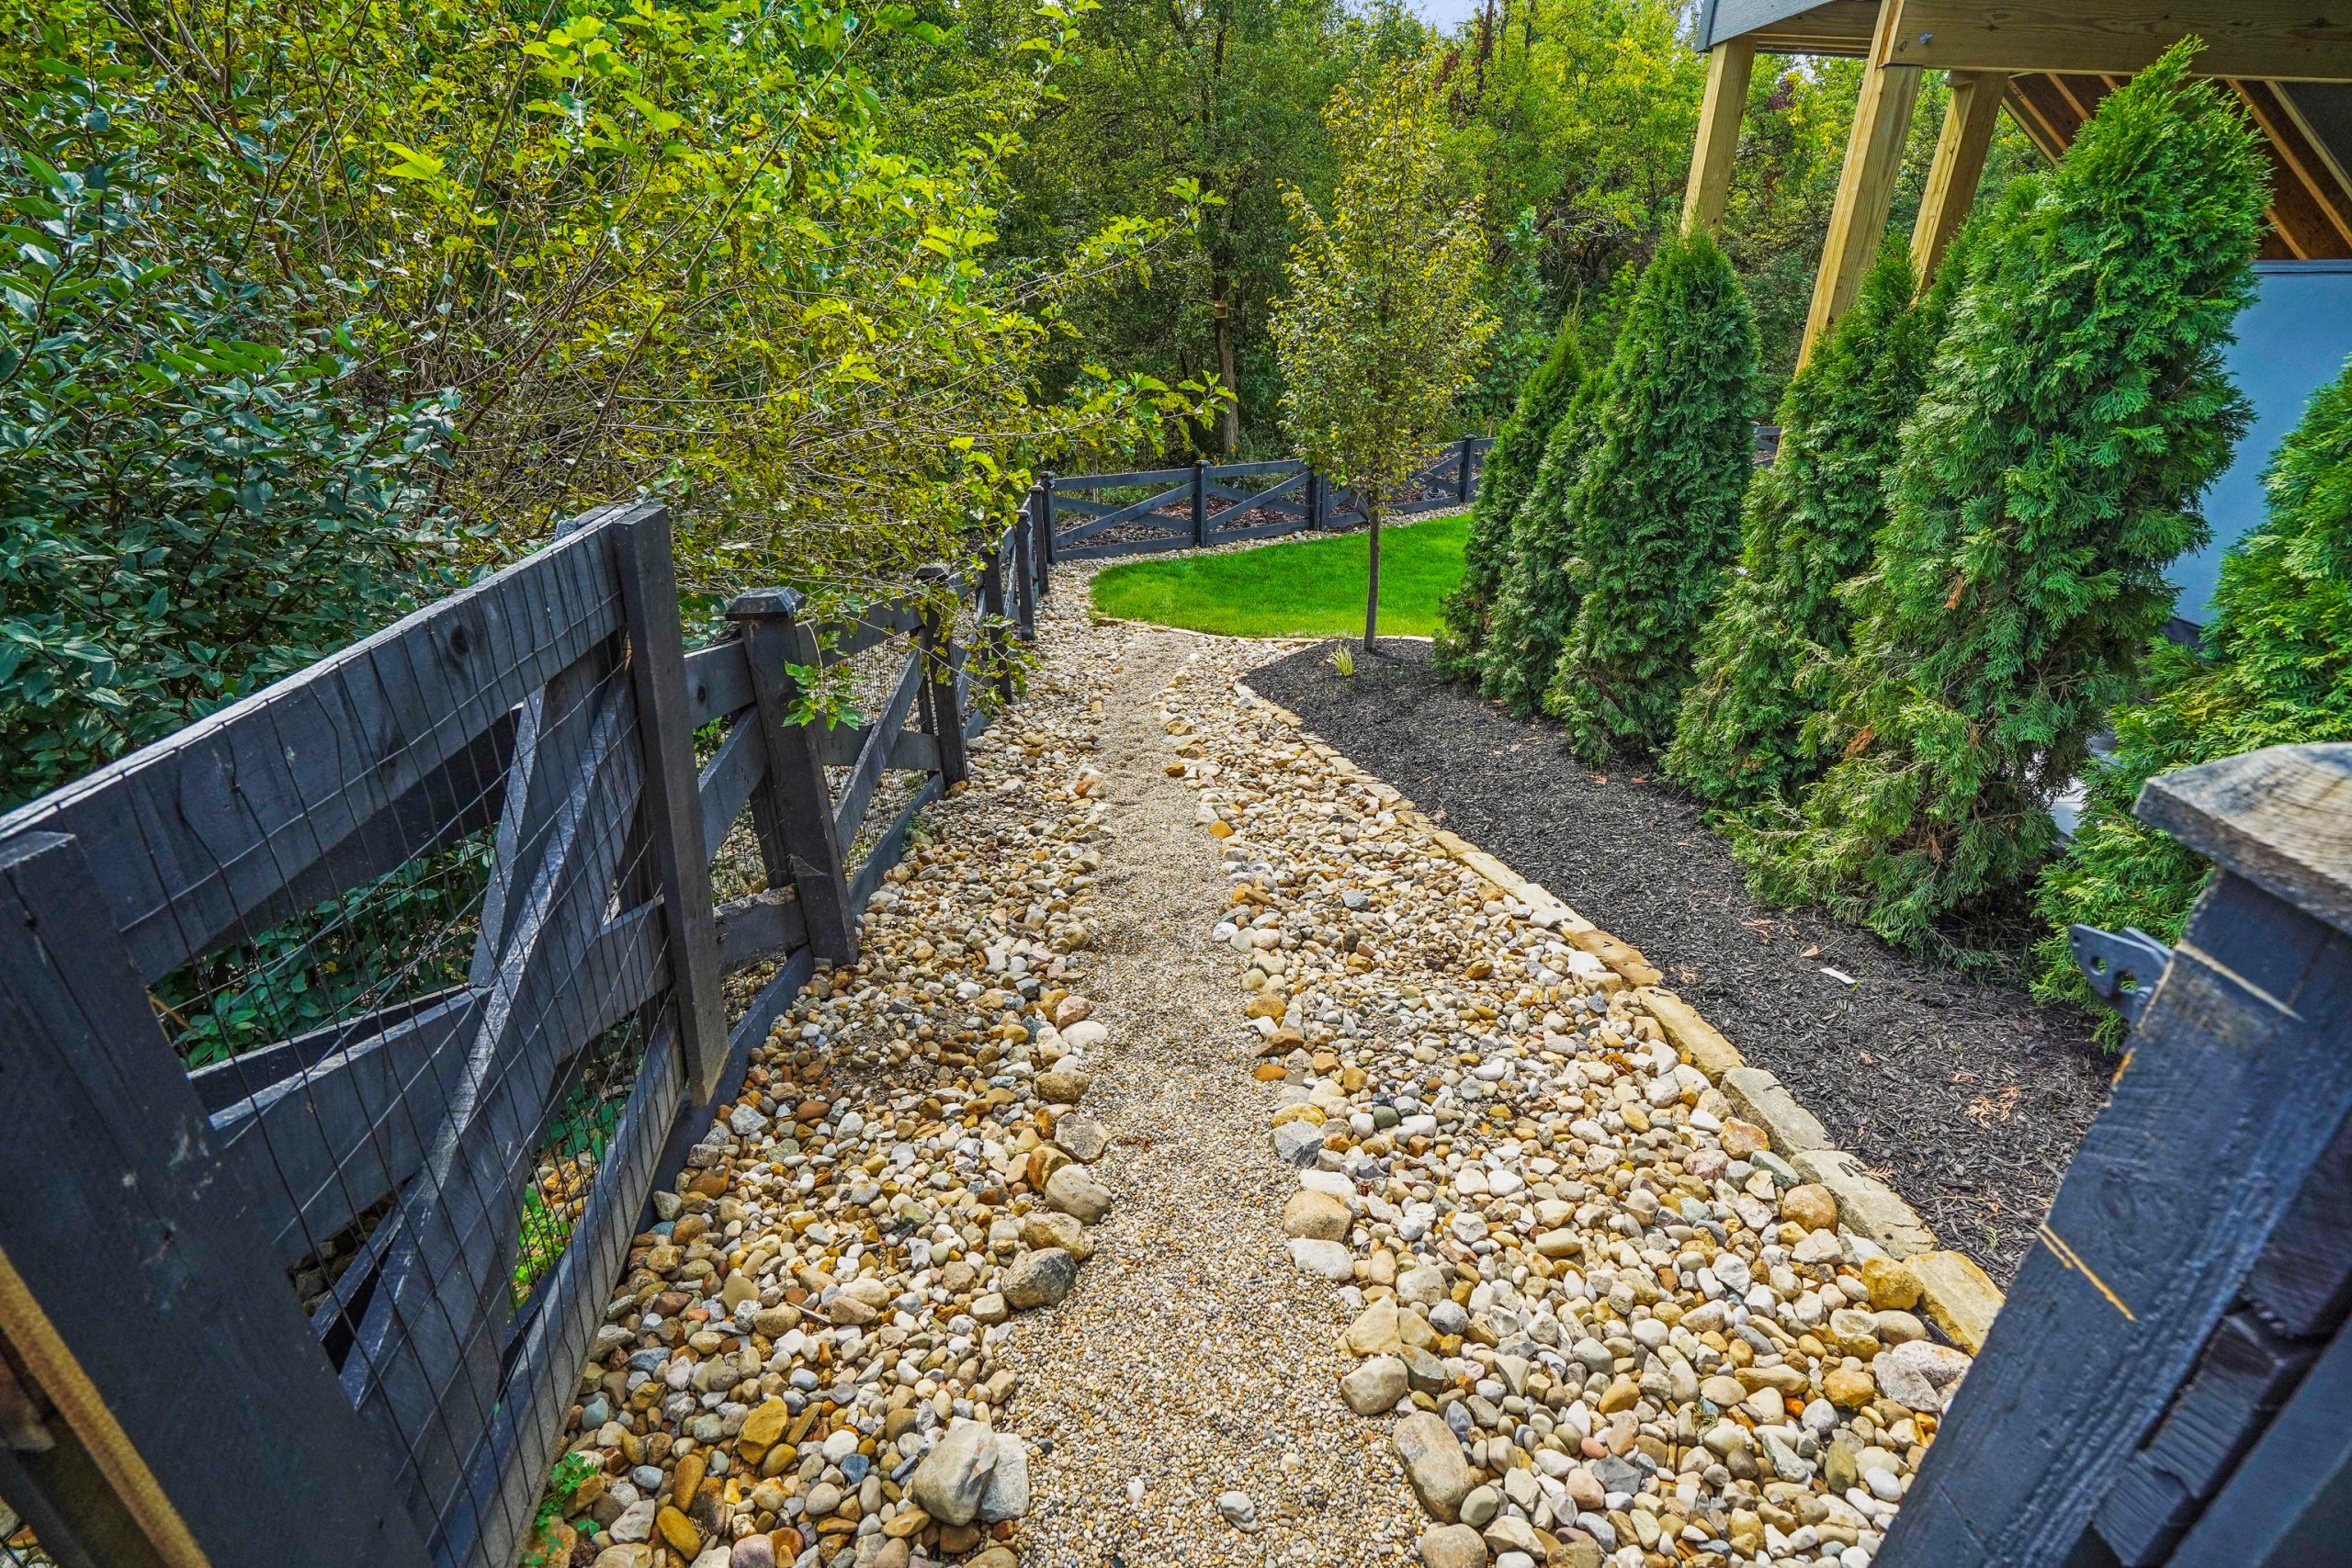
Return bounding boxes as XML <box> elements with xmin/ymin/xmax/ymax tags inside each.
<box><xmin>0</xmin><ymin>502</ymin><xmax>1043</xmax><ymax>1568</ymax></box>
<box><xmin>1039</xmin><ymin>436</ymin><xmax>1492</xmax><ymax>564</ymax></box>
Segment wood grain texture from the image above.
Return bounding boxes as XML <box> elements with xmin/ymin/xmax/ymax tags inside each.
<box><xmin>1911</xmin><ymin>70</ymin><xmax>2008</xmax><ymax>283</ymax></box>
<box><xmin>2166</xmin><ymin>1311</ymin><xmax>2352</xmax><ymax>1567</ymax></box>
<box><xmin>1684</xmin><ymin>38</ymin><xmax>1758</xmax><ymax>235</ymax></box>
<box><xmin>1803</xmin><ymin>0</ymin><xmax>1924</xmax><ymax>369</ymax></box>
<box><xmin>1883</xmin><ymin>0</ymin><xmax>2352</xmax><ymax>81</ymax></box>
<box><xmin>730</xmin><ymin>592</ymin><xmax>857</xmax><ymax>967</ymax></box>
<box><xmin>2137</xmin><ymin>743</ymin><xmax>2352</xmax><ymax>940</ymax></box>
<box><xmin>0</xmin><ymin>519</ymin><xmax>622</xmax><ymax>985</ymax></box>
<box><xmin>0</xmin><ymin>832</ymin><xmax>434</xmax><ymax>1568</ymax></box>
<box><xmin>1878</xmin><ymin>874</ymin><xmax>2352</xmax><ymax>1567</ymax></box>
<box><xmin>612</xmin><ymin>505</ymin><xmax>728</xmax><ymax>1097</ymax></box>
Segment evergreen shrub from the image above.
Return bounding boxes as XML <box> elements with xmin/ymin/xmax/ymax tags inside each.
<box><xmin>1542</xmin><ymin>230</ymin><xmax>1760</xmax><ymax>759</ymax></box>
<box><xmin>1737</xmin><ymin>41</ymin><xmax>2268</xmax><ymax>947</ymax></box>
<box><xmin>2035</xmin><ymin>356</ymin><xmax>2352</xmax><ymax>1032</ymax></box>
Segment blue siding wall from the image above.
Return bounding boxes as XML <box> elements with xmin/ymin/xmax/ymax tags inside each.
<box><xmin>2179</xmin><ymin>261</ymin><xmax>2352</xmax><ymax>625</ymax></box>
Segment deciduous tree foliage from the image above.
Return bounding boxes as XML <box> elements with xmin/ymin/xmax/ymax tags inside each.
<box><xmin>1738</xmin><ymin>42</ymin><xmax>2267</xmax><ymax>947</ymax></box>
<box><xmin>0</xmin><ymin>63</ymin><xmax>469</xmax><ymax>809</ymax></box>
<box><xmin>1664</xmin><ymin>231</ymin><xmax>1967</xmax><ymax>808</ymax></box>
<box><xmin>1272</xmin><ymin>51</ymin><xmax>1496</xmax><ymax>648</ymax></box>
<box><xmin>1</xmin><ymin>0</ymin><xmax>1222</xmax><ymax>803</ymax></box>
<box><xmin>1542</xmin><ymin>229</ymin><xmax>1759</xmax><ymax>760</ymax></box>
<box><xmin>2034</xmin><ymin>356</ymin><xmax>2352</xmax><ymax>1032</ymax></box>
<box><xmin>1435</xmin><ymin>313</ymin><xmax>1584</xmax><ymax>668</ymax></box>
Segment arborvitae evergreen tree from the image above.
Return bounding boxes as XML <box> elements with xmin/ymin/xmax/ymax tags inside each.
<box><xmin>1663</xmin><ymin>232</ymin><xmax>1967</xmax><ymax>808</ymax></box>
<box><xmin>2035</xmin><ymin>356</ymin><xmax>2352</xmax><ymax>1032</ymax></box>
<box><xmin>1737</xmin><ymin>42</ymin><xmax>2267</xmax><ymax>947</ymax></box>
<box><xmin>1436</xmin><ymin>317</ymin><xmax>1586</xmax><ymax>669</ymax></box>
<box><xmin>1473</xmin><ymin>367</ymin><xmax>1606</xmax><ymax>714</ymax></box>
<box><xmin>1542</xmin><ymin>230</ymin><xmax>1760</xmax><ymax>759</ymax></box>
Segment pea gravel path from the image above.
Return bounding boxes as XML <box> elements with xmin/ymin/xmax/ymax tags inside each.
<box><xmin>996</xmin><ymin>625</ymin><xmax>1423</xmax><ymax>1566</ymax></box>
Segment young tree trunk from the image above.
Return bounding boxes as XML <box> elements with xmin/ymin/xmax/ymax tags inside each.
<box><xmin>1363</xmin><ymin>504</ymin><xmax>1383</xmax><ymax>649</ymax></box>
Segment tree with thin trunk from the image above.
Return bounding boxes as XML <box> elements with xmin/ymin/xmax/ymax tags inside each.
<box><xmin>1271</xmin><ymin>51</ymin><xmax>1497</xmax><ymax>649</ymax></box>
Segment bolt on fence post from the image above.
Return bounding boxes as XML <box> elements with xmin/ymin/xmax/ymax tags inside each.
<box><xmin>1192</xmin><ymin>457</ymin><xmax>1208</xmax><ymax>547</ymax></box>
<box><xmin>727</xmin><ymin>588</ymin><xmax>858</xmax><ymax>968</ymax></box>
<box><xmin>915</xmin><ymin>564</ymin><xmax>970</xmax><ymax>788</ymax></box>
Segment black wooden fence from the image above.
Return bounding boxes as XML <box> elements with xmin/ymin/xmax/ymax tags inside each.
<box><xmin>1880</xmin><ymin>742</ymin><xmax>2352</xmax><ymax>1568</ymax></box>
<box><xmin>0</xmin><ymin>501</ymin><xmax>1040</xmax><ymax>1568</ymax></box>
<box><xmin>1038</xmin><ymin>436</ymin><xmax>1492</xmax><ymax>564</ymax></box>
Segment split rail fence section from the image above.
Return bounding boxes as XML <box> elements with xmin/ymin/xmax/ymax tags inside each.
<box><xmin>0</xmin><ymin>500</ymin><xmax>1041</xmax><ymax>1568</ymax></box>
<box><xmin>1040</xmin><ymin>436</ymin><xmax>1491</xmax><ymax>563</ymax></box>
<box><xmin>1879</xmin><ymin>742</ymin><xmax>2352</xmax><ymax>1568</ymax></box>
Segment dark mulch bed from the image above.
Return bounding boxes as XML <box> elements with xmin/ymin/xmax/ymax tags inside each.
<box><xmin>1250</xmin><ymin>638</ymin><xmax>2117</xmax><ymax>1285</ymax></box>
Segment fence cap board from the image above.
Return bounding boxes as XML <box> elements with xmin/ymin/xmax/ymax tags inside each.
<box><xmin>2138</xmin><ymin>743</ymin><xmax>2352</xmax><ymax>937</ymax></box>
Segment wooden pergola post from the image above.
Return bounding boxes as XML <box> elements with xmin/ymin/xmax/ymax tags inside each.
<box><xmin>1684</xmin><ymin>37</ymin><xmax>1758</xmax><ymax>234</ymax></box>
<box><xmin>1910</xmin><ymin>69</ymin><xmax>2009</xmax><ymax>286</ymax></box>
<box><xmin>1798</xmin><ymin>0</ymin><xmax>1924</xmax><ymax>369</ymax></box>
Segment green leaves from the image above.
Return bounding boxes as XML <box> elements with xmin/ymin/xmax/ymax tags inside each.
<box><xmin>1665</xmin><ymin>235</ymin><xmax>1960</xmax><ymax>810</ymax></box>
<box><xmin>1539</xmin><ymin>230</ymin><xmax>1760</xmax><ymax>761</ymax></box>
<box><xmin>1738</xmin><ymin>40</ymin><xmax>2269</xmax><ymax>949</ymax></box>
<box><xmin>0</xmin><ymin>62</ymin><xmax>469</xmax><ymax>809</ymax></box>
<box><xmin>1271</xmin><ymin>51</ymin><xmax>1497</xmax><ymax>529</ymax></box>
<box><xmin>1435</xmin><ymin>311</ymin><xmax>1584</xmax><ymax>671</ymax></box>
<box><xmin>2033</xmin><ymin>353</ymin><xmax>2352</xmax><ymax>1035</ymax></box>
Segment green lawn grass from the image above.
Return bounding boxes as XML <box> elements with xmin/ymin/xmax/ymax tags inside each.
<box><xmin>1088</xmin><ymin>515</ymin><xmax>1466</xmax><ymax>637</ymax></box>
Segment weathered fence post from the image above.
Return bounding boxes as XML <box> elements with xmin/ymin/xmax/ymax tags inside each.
<box><xmin>915</xmin><ymin>564</ymin><xmax>969</xmax><ymax>789</ymax></box>
<box><xmin>1013</xmin><ymin>503</ymin><xmax>1037</xmax><ymax>641</ymax></box>
<box><xmin>1038</xmin><ymin>472</ymin><xmax>1057</xmax><ymax>581</ymax></box>
<box><xmin>973</xmin><ymin>527</ymin><xmax>1016</xmax><ymax>707</ymax></box>
<box><xmin>1878</xmin><ymin>741</ymin><xmax>2352</xmax><ymax>1568</ymax></box>
<box><xmin>1306</xmin><ymin>469</ymin><xmax>1324</xmax><ymax>531</ymax></box>
<box><xmin>1192</xmin><ymin>457</ymin><xmax>1208</xmax><ymax>547</ymax></box>
<box><xmin>612</xmin><ymin>505</ymin><xmax>730</xmax><ymax>1099</ymax></box>
<box><xmin>1456</xmin><ymin>434</ymin><xmax>1476</xmax><ymax>503</ymax></box>
<box><xmin>0</xmin><ymin>831</ymin><xmax>436</xmax><ymax>1568</ymax></box>
<box><xmin>727</xmin><ymin>588</ymin><xmax>858</xmax><ymax>968</ymax></box>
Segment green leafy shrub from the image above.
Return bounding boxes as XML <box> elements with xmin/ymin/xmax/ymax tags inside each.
<box><xmin>1664</xmin><ymin>233</ymin><xmax>1966</xmax><ymax>808</ymax></box>
<box><xmin>2035</xmin><ymin>355</ymin><xmax>2352</xmax><ymax>1032</ymax></box>
<box><xmin>0</xmin><ymin>62</ymin><xmax>467</xmax><ymax>810</ymax></box>
<box><xmin>1737</xmin><ymin>41</ymin><xmax>2267</xmax><ymax>947</ymax></box>
<box><xmin>1436</xmin><ymin>315</ymin><xmax>1584</xmax><ymax>667</ymax></box>
<box><xmin>1543</xmin><ymin>230</ymin><xmax>1760</xmax><ymax>759</ymax></box>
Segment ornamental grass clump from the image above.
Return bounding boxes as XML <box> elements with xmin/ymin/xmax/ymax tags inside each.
<box><xmin>1737</xmin><ymin>41</ymin><xmax>2268</xmax><ymax>948</ymax></box>
<box><xmin>1542</xmin><ymin>231</ymin><xmax>1760</xmax><ymax>759</ymax></box>
<box><xmin>1436</xmin><ymin>316</ymin><xmax>1585</xmax><ymax>669</ymax></box>
<box><xmin>1664</xmin><ymin>232</ymin><xmax>1969</xmax><ymax>809</ymax></box>
<box><xmin>2035</xmin><ymin>356</ymin><xmax>2352</xmax><ymax>1033</ymax></box>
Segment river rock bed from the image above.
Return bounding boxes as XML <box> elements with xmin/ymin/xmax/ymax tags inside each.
<box><xmin>542</xmin><ymin>581</ymin><xmax>1974</xmax><ymax>1568</ymax></box>
<box><xmin>1245</xmin><ymin>637</ymin><xmax>2113</xmax><ymax>1283</ymax></box>
<box><xmin>1157</xmin><ymin>635</ymin><xmax>1974</xmax><ymax>1568</ymax></box>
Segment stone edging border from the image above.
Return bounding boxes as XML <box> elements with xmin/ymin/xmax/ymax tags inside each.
<box><xmin>1233</xmin><ymin>680</ymin><xmax>2007</xmax><ymax>1357</ymax></box>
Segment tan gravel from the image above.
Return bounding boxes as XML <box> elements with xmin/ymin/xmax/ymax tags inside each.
<box><xmin>996</xmin><ymin>622</ymin><xmax>1422</xmax><ymax>1566</ymax></box>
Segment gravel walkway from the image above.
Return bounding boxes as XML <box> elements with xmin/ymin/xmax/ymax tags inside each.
<box><xmin>995</xmin><ymin>626</ymin><xmax>1422</xmax><ymax>1566</ymax></box>
<box><xmin>544</xmin><ymin>578</ymin><xmax>1978</xmax><ymax>1568</ymax></box>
